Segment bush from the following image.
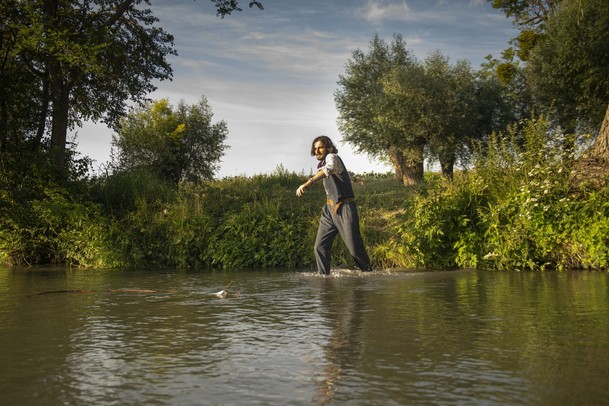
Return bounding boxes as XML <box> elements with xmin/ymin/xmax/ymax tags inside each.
<box><xmin>102</xmin><ymin>168</ymin><xmax>323</xmax><ymax>269</ymax></box>
<box><xmin>3</xmin><ymin>123</ymin><xmax>608</xmax><ymax>271</ymax></box>
<box><xmin>380</xmin><ymin>173</ymin><xmax>486</xmax><ymax>270</ymax></box>
<box><xmin>379</xmin><ymin>116</ymin><xmax>609</xmax><ymax>271</ymax></box>
<box><xmin>0</xmin><ymin>148</ymin><xmax>115</xmax><ymax>266</ymax></box>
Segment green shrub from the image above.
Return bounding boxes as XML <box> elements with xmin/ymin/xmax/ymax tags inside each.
<box><xmin>90</xmin><ymin>167</ymin><xmax>176</xmax><ymax>216</ymax></box>
<box><xmin>376</xmin><ymin>116</ymin><xmax>609</xmax><ymax>271</ymax></box>
<box><xmin>206</xmin><ymin>197</ymin><xmax>310</xmax><ymax>268</ymax></box>
<box><xmin>382</xmin><ymin>174</ymin><xmax>486</xmax><ymax>270</ymax></box>
<box><xmin>476</xmin><ymin>118</ymin><xmax>572</xmax><ymax>270</ymax></box>
<box><xmin>3</xmin><ymin>126</ymin><xmax>608</xmax><ymax>271</ymax></box>
<box><xmin>562</xmin><ymin>189</ymin><xmax>609</xmax><ymax>269</ymax></box>
<box><xmin>0</xmin><ymin>185</ymin><xmax>115</xmax><ymax>267</ymax></box>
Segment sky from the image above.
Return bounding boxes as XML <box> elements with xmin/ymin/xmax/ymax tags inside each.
<box><xmin>72</xmin><ymin>0</ymin><xmax>518</xmax><ymax>178</ymax></box>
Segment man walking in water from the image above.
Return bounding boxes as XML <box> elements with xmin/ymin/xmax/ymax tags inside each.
<box><xmin>296</xmin><ymin>135</ymin><xmax>373</xmax><ymax>275</ymax></box>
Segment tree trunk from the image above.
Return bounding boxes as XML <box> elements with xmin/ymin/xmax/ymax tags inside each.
<box><xmin>440</xmin><ymin>159</ymin><xmax>454</xmax><ymax>180</ymax></box>
<box><xmin>41</xmin><ymin>0</ymin><xmax>134</xmax><ymax>170</ymax></box>
<box><xmin>49</xmin><ymin>68</ymin><xmax>70</xmax><ymax>168</ymax></box>
<box><xmin>388</xmin><ymin>147</ymin><xmax>405</xmax><ymax>182</ymax></box>
<box><xmin>570</xmin><ymin>102</ymin><xmax>609</xmax><ymax>190</ymax></box>
<box><xmin>585</xmin><ymin>103</ymin><xmax>609</xmax><ymax>163</ymax></box>
<box><xmin>388</xmin><ymin>145</ymin><xmax>424</xmax><ymax>186</ymax></box>
<box><xmin>402</xmin><ymin>160</ymin><xmax>424</xmax><ymax>186</ymax></box>
<box><xmin>402</xmin><ymin>143</ymin><xmax>424</xmax><ymax>186</ymax></box>
<box><xmin>43</xmin><ymin>0</ymin><xmax>69</xmax><ymax>168</ymax></box>
<box><xmin>32</xmin><ymin>75</ymin><xmax>50</xmax><ymax>151</ymax></box>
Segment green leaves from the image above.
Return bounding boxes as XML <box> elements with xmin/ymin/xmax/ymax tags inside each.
<box><xmin>206</xmin><ymin>199</ymin><xmax>306</xmax><ymax>269</ymax></box>
<box><xmin>113</xmin><ymin>97</ymin><xmax>228</xmax><ymax>185</ymax></box>
<box><xmin>336</xmin><ymin>34</ymin><xmax>510</xmax><ymax>184</ymax></box>
<box><xmin>379</xmin><ymin>116</ymin><xmax>609</xmax><ymax>271</ymax></box>
<box><xmin>527</xmin><ymin>0</ymin><xmax>609</xmax><ymax>133</ymax></box>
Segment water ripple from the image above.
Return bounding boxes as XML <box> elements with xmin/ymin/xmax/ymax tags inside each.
<box><xmin>2</xmin><ymin>269</ymin><xmax>609</xmax><ymax>405</ymax></box>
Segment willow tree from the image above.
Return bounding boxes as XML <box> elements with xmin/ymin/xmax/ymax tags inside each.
<box><xmin>335</xmin><ymin>34</ymin><xmax>425</xmax><ymax>186</ymax></box>
<box><xmin>419</xmin><ymin>53</ymin><xmax>483</xmax><ymax>178</ymax></box>
<box><xmin>380</xmin><ymin>51</ymin><xmax>507</xmax><ymax>180</ymax></box>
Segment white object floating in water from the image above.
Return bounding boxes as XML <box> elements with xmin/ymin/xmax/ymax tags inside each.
<box><xmin>213</xmin><ymin>281</ymin><xmax>238</xmax><ymax>298</ymax></box>
<box><xmin>214</xmin><ymin>289</ymin><xmax>227</xmax><ymax>298</ymax></box>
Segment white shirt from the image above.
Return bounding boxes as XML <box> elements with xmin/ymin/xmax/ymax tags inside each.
<box><xmin>320</xmin><ymin>153</ymin><xmax>346</xmax><ymax>177</ymax></box>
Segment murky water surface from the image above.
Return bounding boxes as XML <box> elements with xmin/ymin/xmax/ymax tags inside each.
<box><xmin>1</xmin><ymin>267</ymin><xmax>608</xmax><ymax>405</ymax></box>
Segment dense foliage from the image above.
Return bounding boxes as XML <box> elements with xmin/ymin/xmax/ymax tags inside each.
<box><xmin>0</xmin><ymin>0</ymin><xmax>176</xmax><ymax>169</ymax></box>
<box><xmin>377</xmin><ymin>117</ymin><xmax>609</xmax><ymax>271</ymax></box>
<box><xmin>335</xmin><ymin>34</ymin><xmax>423</xmax><ymax>184</ymax></box>
<box><xmin>490</xmin><ymin>0</ymin><xmax>609</xmax><ymax>151</ymax></box>
<box><xmin>336</xmin><ymin>0</ymin><xmax>608</xmax><ymax>189</ymax></box>
<box><xmin>2</xmin><ymin>0</ymin><xmax>607</xmax><ymax>273</ymax></box>
<box><xmin>2</xmin><ymin>118</ymin><xmax>608</xmax><ymax>271</ymax></box>
<box><xmin>0</xmin><ymin>0</ymin><xmax>263</xmax><ymax>174</ymax></box>
<box><xmin>525</xmin><ymin>0</ymin><xmax>609</xmax><ymax>134</ymax></box>
<box><xmin>113</xmin><ymin>98</ymin><xmax>228</xmax><ymax>185</ymax></box>
<box><xmin>335</xmin><ymin>35</ymin><xmax>511</xmax><ymax>186</ymax></box>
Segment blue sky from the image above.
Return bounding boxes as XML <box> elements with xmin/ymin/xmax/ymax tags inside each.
<box><xmin>73</xmin><ymin>0</ymin><xmax>517</xmax><ymax>177</ymax></box>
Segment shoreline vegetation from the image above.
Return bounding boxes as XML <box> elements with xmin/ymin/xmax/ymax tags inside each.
<box><xmin>3</xmin><ymin>1</ymin><xmax>608</xmax><ymax>273</ymax></box>
<box><xmin>2</xmin><ymin>118</ymin><xmax>608</xmax><ymax>272</ymax></box>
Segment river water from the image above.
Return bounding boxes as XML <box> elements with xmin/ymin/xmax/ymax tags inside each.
<box><xmin>1</xmin><ymin>267</ymin><xmax>608</xmax><ymax>405</ymax></box>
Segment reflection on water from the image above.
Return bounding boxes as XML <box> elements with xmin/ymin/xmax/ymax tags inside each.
<box><xmin>1</xmin><ymin>267</ymin><xmax>608</xmax><ymax>405</ymax></box>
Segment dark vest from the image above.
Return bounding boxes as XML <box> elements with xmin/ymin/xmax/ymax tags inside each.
<box><xmin>322</xmin><ymin>155</ymin><xmax>354</xmax><ymax>202</ymax></box>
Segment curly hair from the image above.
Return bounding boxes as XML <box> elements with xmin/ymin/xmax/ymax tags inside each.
<box><xmin>310</xmin><ymin>135</ymin><xmax>338</xmax><ymax>156</ymax></box>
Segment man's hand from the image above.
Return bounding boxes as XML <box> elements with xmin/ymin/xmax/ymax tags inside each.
<box><xmin>296</xmin><ymin>176</ymin><xmax>319</xmax><ymax>197</ymax></box>
<box><xmin>296</xmin><ymin>182</ymin><xmax>308</xmax><ymax>197</ymax></box>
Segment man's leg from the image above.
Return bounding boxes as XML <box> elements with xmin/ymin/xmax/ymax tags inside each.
<box><xmin>335</xmin><ymin>202</ymin><xmax>372</xmax><ymax>272</ymax></box>
<box><xmin>314</xmin><ymin>206</ymin><xmax>338</xmax><ymax>275</ymax></box>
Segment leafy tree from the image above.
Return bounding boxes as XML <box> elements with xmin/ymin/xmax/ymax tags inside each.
<box><xmin>335</xmin><ymin>34</ymin><xmax>425</xmax><ymax>186</ymax></box>
<box><xmin>422</xmin><ymin>54</ymin><xmax>480</xmax><ymax>178</ymax></box>
<box><xmin>0</xmin><ymin>0</ymin><xmax>262</xmax><ymax>173</ymax></box>
<box><xmin>384</xmin><ymin>51</ymin><xmax>509</xmax><ymax>179</ymax></box>
<box><xmin>488</xmin><ymin>0</ymin><xmax>609</xmax><ymax>133</ymax></box>
<box><xmin>211</xmin><ymin>0</ymin><xmax>263</xmax><ymax>17</ymax></box>
<box><xmin>480</xmin><ymin>50</ymin><xmax>534</xmax><ymax>130</ymax></box>
<box><xmin>337</xmin><ymin>36</ymin><xmax>511</xmax><ymax>184</ymax></box>
<box><xmin>113</xmin><ymin>97</ymin><xmax>228</xmax><ymax>185</ymax></box>
<box><xmin>526</xmin><ymin>0</ymin><xmax>609</xmax><ymax>136</ymax></box>
<box><xmin>0</xmin><ymin>1</ymin><xmax>45</xmax><ymax>152</ymax></box>
<box><xmin>1</xmin><ymin>0</ymin><xmax>176</xmax><ymax>169</ymax></box>
<box><xmin>489</xmin><ymin>0</ymin><xmax>558</xmax><ymax>28</ymax></box>
<box><xmin>492</xmin><ymin>0</ymin><xmax>609</xmax><ymax>165</ymax></box>
<box><xmin>488</xmin><ymin>1</ymin><xmax>560</xmax><ymax>61</ymax></box>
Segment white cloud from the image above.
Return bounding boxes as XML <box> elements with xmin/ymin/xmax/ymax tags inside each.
<box><xmin>360</xmin><ymin>0</ymin><xmax>413</xmax><ymax>23</ymax></box>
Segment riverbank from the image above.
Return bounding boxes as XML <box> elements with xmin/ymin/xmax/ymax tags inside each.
<box><xmin>1</xmin><ymin>120</ymin><xmax>608</xmax><ymax>271</ymax></box>
<box><xmin>2</xmin><ymin>168</ymin><xmax>608</xmax><ymax>271</ymax></box>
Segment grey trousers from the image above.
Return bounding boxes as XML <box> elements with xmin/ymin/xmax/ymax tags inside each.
<box><xmin>314</xmin><ymin>201</ymin><xmax>372</xmax><ymax>275</ymax></box>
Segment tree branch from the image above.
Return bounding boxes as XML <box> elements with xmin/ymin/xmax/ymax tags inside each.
<box><xmin>104</xmin><ymin>0</ymin><xmax>135</xmax><ymax>29</ymax></box>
